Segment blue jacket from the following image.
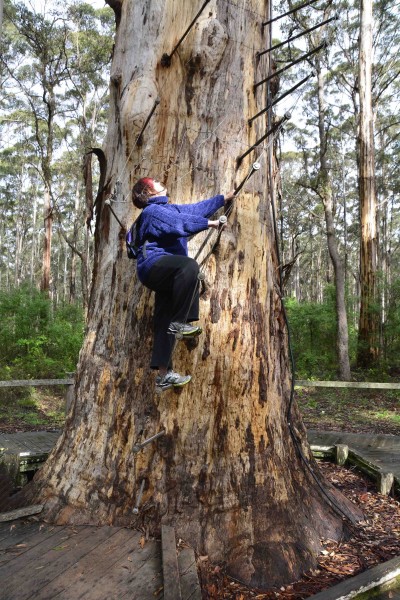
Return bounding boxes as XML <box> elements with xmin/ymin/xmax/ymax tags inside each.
<box><xmin>136</xmin><ymin>194</ymin><xmax>225</xmax><ymax>283</ymax></box>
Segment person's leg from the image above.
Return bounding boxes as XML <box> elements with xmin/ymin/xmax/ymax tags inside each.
<box><xmin>150</xmin><ymin>290</ymin><xmax>174</xmax><ymax>371</ymax></box>
<box><xmin>144</xmin><ymin>256</ymin><xmax>199</xmax><ymax>389</ymax></box>
<box><xmin>169</xmin><ymin>257</ymin><xmax>200</xmax><ymax>323</ymax></box>
<box><xmin>145</xmin><ymin>255</ymin><xmax>200</xmax><ymax>325</ymax></box>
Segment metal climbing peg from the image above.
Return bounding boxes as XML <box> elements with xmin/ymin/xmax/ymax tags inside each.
<box><xmin>197</xmin><ymin>272</ymin><xmax>205</xmax><ymax>281</ymax></box>
<box><xmin>218</xmin><ymin>215</ymin><xmax>227</xmax><ymax>226</ymax></box>
<box><xmin>133</xmin><ymin>479</ymin><xmax>146</xmax><ymax>514</ymax></box>
<box><xmin>132</xmin><ymin>431</ymin><xmax>165</xmax><ymax>454</ymax></box>
<box><xmin>104</xmin><ymin>198</ymin><xmax>124</xmax><ymax>228</ymax></box>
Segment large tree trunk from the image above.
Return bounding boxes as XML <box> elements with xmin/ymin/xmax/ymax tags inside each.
<box><xmin>357</xmin><ymin>0</ymin><xmax>379</xmax><ymax>368</ymax></box>
<box><xmin>316</xmin><ymin>64</ymin><xmax>351</xmax><ymax>380</ymax></box>
<box><xmin>33</xmin><ymin>0</ymin><xmax>361</xmax><ymax>589</ymax></box>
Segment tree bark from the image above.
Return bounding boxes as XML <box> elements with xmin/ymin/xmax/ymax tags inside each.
<box><xmin>316</xmin><ymin>64</ymin><xmax>351</xmax><ymax>380</ymax></box>
<box><xmin>33</xmin><ymin>0</ymin><xmax>361</xmax><ymax>589</ymax></box>
<box><xmin>357</xmin><ymin>0</ymin><xmax>379</xmax><ymax>368</ymax></box>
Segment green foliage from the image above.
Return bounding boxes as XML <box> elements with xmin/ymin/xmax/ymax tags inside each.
<box><xmin>383</xmin><ymin>278</ymin><xmax>400</xmax><ymax>372</ymax></box>
<box><xmin>285</xmin><ymin>288</ymin><xmax>355</xmax><ymax>379</ymax></box>
<box><xmin>0</xmin><ymin>285</ymin><xmax>84</xmax><ymax>379</ymax></box>
<box><xmin>286</xmin><ymin>279</ymin><xmax>400</xmax><ymax>379</ymax></box>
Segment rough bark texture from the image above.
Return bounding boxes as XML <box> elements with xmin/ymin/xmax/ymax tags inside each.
<box><xmin>316</xmin><ymin>65</ymin><xmax>351</xmax><ymax>381</ymax></box>
<box><xmin>33</xmin><ymin>0</ymin><xmax>361</xmax><ymax>589</ymax></box>
<box><xmin>357</xmin><ymin>0</ymin><xmax>379</xmax><ymax>368</ymax></box>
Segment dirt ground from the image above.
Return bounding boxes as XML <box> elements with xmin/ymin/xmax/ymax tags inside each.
<box><xmin>0</xmin><ymin>387</ymin><xmax>65</xmax><ymax>433</ymax></box>
<box><xmin>297</xmin><ymin>386</ymin><xmax>400</xmax><ymax>436</ymax></box>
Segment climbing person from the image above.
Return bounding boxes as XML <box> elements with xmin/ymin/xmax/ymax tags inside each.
<box><xmin>131</xmin><ymin>177</ymin><xmax>235</xmax><ymax>392</ymax></box>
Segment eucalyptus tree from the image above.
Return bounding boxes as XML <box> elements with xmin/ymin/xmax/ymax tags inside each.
<box><xmin>0</xmin><ymin>0</ymin><xmax>113</xmax><ymax>300</ymax></box>
<box><xmin>357</xmin><ymin>0</ymin><xmax>379</xmax><ymax>368</ymax></box>
<box><xmin>275</xmin><ymin>5</ymin><xmax>352</xmax><ymax>378</ymax></box>
<box><xmin>33</xmin><ymin>0</ymin><xmax>361</xmax><ymax>589</ymax></box>
<box><xmin>1</xmin><ymin>2</ymin><xmax>71</xmax><ymax>294</ymax></box>
<box><xmin>53</xmin><ymin>2</ymin><xmax>113</xmax><ymax>307</ymax></box>
<box><xmin>278</xmin><ymin>0</ymin><xmax>400</xmax><ymax>371</ymax></box>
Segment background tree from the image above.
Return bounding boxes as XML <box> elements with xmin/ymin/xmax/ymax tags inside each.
<box><xmin>32</xmin><ymin>0</ymin><xmax>360</xmax><ymax>589</ymax></box>
<box><xmin>277</xmin><ymin>0</ymin><xmax>400</xmax><ymax>377</ymax></box>
<box><xmin>277</xmin><ymin>2</ymin><xmax>352</xmax><ymax>379</ymax></box>
<box><xmin>357</xmin><ymin>0</ymin><xmax>379</xmax><ymax>367</ymax></box>
<box><xmin>0</xmin><ymin>0</ymin><xmax>113</xmax><ymax>305</ymax></box>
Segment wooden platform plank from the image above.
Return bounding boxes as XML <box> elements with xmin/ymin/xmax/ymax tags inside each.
<box><xmin>0</xmin><ymin>431</ymin><xmax>60</xmax><ymax>455</ymax></box>
<box><xmin>0</xmin><ymin>504</ymin><xmax>43</xmax><ymax>522</ymax></box>
<box><xmin>308</xmin><ymin>430</ymin><xmax>400</xmax><ymax>483</ymax></box>
<box><xmin>162</xmin><ymin>525</ymin><xmax>182</xmax><ymax>600</ymax></box>
<box><xmin>178</xmin><ymin>547</ymin><xmax>202</xmax><ymax>600</ymax></box>
<box><xmin>120</xmin><ymin>552</ymin><xmax>163</xmax><ymax>600</ymax></box>
<box><xmin>307</xmin><ymin>555</ymin><xmax>400</xmax><ymax>600</ymax></box>
<box><xmin>0</xmin><ymin>519</ymin><xmax>39</xmax><ymax>542</ymax></box>
<box><xmin>33</xmin><ymin>527</ymin><xmax>136</xmax><ymax>600</ymax></box>
<box><xmin>0</xmin><ymin>521</ymin><xmax>55</xmax><ymax>562</ymax></box>
<box><xmin>52</xmin><ymin>537</ymin><xmax>161</xmax><ymax>600</ymax></box>
<box><xmin>0</xmin><ymin>525</ymin><xmax>90</xmax><ymax>599</ymax></box>
<box><xmin>15</xmin><ymin>526</ymin><xmax>114</xmax><ymax>600</ymax></box>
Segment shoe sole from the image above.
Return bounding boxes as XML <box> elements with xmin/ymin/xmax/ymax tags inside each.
<box><xmin>168</xmin><ymin>327</ymin><xmax>203</xmax><ymax>338</ymax></box>
<box><xmin>156</xmin><ymin>376</ymin><xmax>191</xmax><ymax>393</ymax></box>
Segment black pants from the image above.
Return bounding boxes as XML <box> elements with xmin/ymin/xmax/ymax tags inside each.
<box><xmin>144</xmin><ymin>255</ymin><xmax>200</xmax><ymax>370</ymax></box>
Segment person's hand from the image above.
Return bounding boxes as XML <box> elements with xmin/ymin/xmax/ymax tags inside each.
<box><xmin>208</xmin><ymin>219</ymin><xmax>221</xmax><ymax>229</ymax></box>
<box><xmin>224</xmin><ymin>190</ymin><xmax>236</xmax><ymax>203</ymax></box>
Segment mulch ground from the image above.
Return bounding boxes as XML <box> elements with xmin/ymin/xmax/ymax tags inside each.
<box><xmin>199</xmin><ymin>461</ymin><xmax>400</xmax><ymax>599</ymax></box>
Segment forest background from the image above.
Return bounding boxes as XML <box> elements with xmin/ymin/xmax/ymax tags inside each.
<box><xmin>0</xmin><ymin>0</ymin><xmax>399</xmax><ymax>395</ymax></box>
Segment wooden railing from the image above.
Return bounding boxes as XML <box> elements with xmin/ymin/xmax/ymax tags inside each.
<box><xmin>0</xmin><ymin>379</ymin><xmax>399</xmax><ymax>389</ymax></box>
<box><xmin>295</xmin><ymin>380</ymin><xmax>400</xmax><ymax>390</ymax></box>
<box><xmin>0</xmin><ymin>379</ymin><xmax>74</xmax><ymax>387</ymax></box>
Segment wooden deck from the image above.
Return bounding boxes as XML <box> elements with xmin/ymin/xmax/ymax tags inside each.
<box><xmin>0</xmin><ymin>431</ymin><xmax>61</xmax><ymax>489</ymax></box>
<box><xmin>1</xmin><ymin>429</ymin><xmax>400</xmax><ymax>598</ymax></box>
<box><xmin>308</xmin><ymin>430</ymin><xmax>400</xmax><ymax>481</ymax></box>
<box><xmin>0</xmin><ymin>520</ymin><xmax>163</xmax><ymax>600</ymax></box>
<box><xmin>0</xmin><ymin>431</ymin><xmax>61</xmax><ymax>455</ymax></box>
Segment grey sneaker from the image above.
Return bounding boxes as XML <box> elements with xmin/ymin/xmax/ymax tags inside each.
<box><xmin>156</xmin><ymin>371</ymin><xmax>192</xmax><ymax>392</ymax></box>
<box><xmin>167</xmin><ymin>322</ymin><xmax>202</xmax><ymax>337</ymax></box>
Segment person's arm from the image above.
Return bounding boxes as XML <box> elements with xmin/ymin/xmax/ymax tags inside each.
<box><xmin>176</xmin><ymin>193</ymin><xmax>234</xmax><ymax>218</ymax></box>
<box><xmin>148</xmin><ymin>205</ymin><xmax>209</xmax><ymax>238</ymax></box>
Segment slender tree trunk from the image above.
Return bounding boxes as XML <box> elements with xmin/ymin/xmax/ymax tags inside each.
<box><xmin>357</xmin><ymin>0</ymin><xmax>379</xmax><ymax>368</ymax></box>
<box><xmin>0</xmin><ymin>225</ymin><xmax>3</xmax><ymax>289</ymax></box>
<box><xmin>81</xmin><ymin>226</ymin><xmax>90</xmax><ymax>310</ymax></box>
<box><xmin>33</xmin><ymin>0</ymin><xmax>361</xmax><ymax>588</ymax></box>
<box><xmin>14</xmin><ymin>219</ymin><xmax>22</xmax><ymax>288</ymax></box>
<box><xmin>316</xmin><ymin>66</ymin><xmax>351</xmax><ymax>380</ymax></box>
<box><xmin>40</xmin><ymin>188</ymin><xmax>52</xmax><ymax>294</ymax></box>
<box><xmin>69</xmin><ymin>183</ymin><xmax>81</xmax><ymax>303</ymax></box>
<box><xmin>30</xmin><ymin>193</ymin><xmax>38</xmax><ymax>284</ymax></box>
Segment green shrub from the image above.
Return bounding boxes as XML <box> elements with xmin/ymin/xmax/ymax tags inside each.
<box><xmin>0</xmin><ymin>285</ymin><xmax>84</xmax><ymax>379</ymax></box>
<box><xmin>285</xmin><ymin>288</ymin><xmax>356</xmax><ymax>379</ymax></box>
